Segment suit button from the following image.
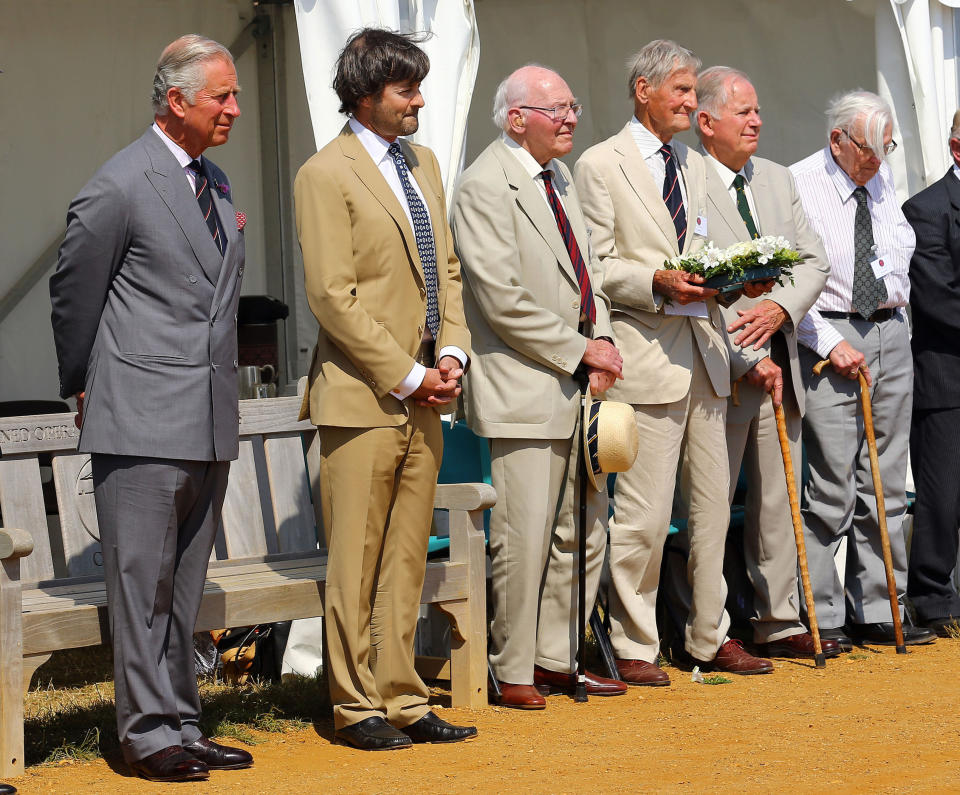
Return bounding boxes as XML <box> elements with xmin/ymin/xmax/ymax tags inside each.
<box><xmin>233</xmin><ymin>360</ymin><xmax>238</xmax><ymax>368</ymax></box>
<box><xmin>238</xmin><ymin>267</ymin><xmax>244</xmax><ymax>276</ymax></box>
<box><xmin>571</xmin><ymin>300</ymin><xmax>578</xmax><ymax>309</ymax></box>
<box><xmin>418</xmin><ymin>326</ymin><xmax>423</xmax><ymax>336</ymax></box>
<box><xmin>188</xmin><ymin>275</ymin><xmax>198</xmax><ymax>284</ymax></box>
<box><xmin>420</xmin><ymin>287</ymin><xmax>426</xmax><ymax>298</ymax></box>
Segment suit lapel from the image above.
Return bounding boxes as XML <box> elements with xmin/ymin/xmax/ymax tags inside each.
<box><xmin>943</xmin><ymin>168</ymin><xmax>960</xmax><ymax>215</ymax></box>
<box><xmin>493</xmin><ymin>141</ymin><xmax>578</xmax><ymax>287</ymax></box>
<box><xmin>141</xmin><ymin>130</ymin><xmax>222</xmax><ymax>286</ymax></box>
<box><xmin>613</xmin><ymin>126</ymin><xmax>679</xmax><ymax>254</ymax></box>
<box><xmin>745</xmin><ymin>159</ymin><xmax>767</xmax><ymax>235</ymax></box>
<box><xmin>705</xmin><ymin>159</ymin><xmax>749</xmax><ymax>242</ymax></box>
<box><xmin>404</xmin><ymin>139</ymin><xmax>444</xmax><ymax>286</ymax></box>
<box><xmin>339</xmin><ymin>126</ymin><xmax>425</xmax><ymax>288</ymax></box>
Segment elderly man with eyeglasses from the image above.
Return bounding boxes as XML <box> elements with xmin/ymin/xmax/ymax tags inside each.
<box><xmin>790</xmin><ymin>90</ymin><xmax>936</xmax><ymax>648</ymax></box>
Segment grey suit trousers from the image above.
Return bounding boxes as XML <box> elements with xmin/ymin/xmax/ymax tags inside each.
<box><xmin>799</xmin><ymin>314</ymin><xmax>912</xmax><ymax>627</ymax></box>
<box><xmin>92</xmin><ymin>454</ymin><xmax>229</xmax><ymax>762</ymax></box>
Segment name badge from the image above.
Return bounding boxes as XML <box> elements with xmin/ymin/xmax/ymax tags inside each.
<box><xmin>694</xmin><ymin>212</ymin><xmax>708</xmax><ymax>236</ymax></box>
<box><xmin>870</xmin><ymin>252</ymin><xmax>890</xmax><ymax>280</ymax></box>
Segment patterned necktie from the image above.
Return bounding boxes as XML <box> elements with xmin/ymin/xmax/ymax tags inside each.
<box><xmin>733</xmin><ymin>174</ymin><xmax>759</xmax><ymax>239</ymax></box>
<box><xmin>659</xmin><ymin>145</ymin><xmax>686</xmax><ymax>248</ymax></box>
<box><xmin>187</xmin><ymin>160</ymin><xmax>224</xmax><ymax>255</ymax></box>
<box><xmin>851</xmin><ymin>186</ymin><xmax>887</xmax><ymax>319</ymax></box>
<box><xmin>388</xmin><ymin>142</ymin><xmax>439</xmax><ymax>337</ymax></box>
<box><xmin>540</xmin><ymin>170</ymin><xmax>597</xmax><ymax>323</ymax></box>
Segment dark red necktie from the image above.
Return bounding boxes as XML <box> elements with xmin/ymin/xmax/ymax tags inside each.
<box><xmin>188</xmin><ymin>159</ymin><xmax>225</xmax><ymax>255</ymax></box>
<box><xmin>540</xmin><ymin>170</ymin><xmax>596</xmax><ymax>323</ymax></box>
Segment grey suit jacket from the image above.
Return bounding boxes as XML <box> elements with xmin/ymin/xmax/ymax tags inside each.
<box><xmin>50</xmin><ymin>128</ymin><xmax>245</xmax><ymax>461</ymax></box>
<box><xmin>452</xmin><ymin>137</ymin><xmax>614</xmax><ymax>440</ymax></box>
<box><xmin>702</xmin><ymin>154</ymin><xmax>829</xmax><ymax>422</ymax></box>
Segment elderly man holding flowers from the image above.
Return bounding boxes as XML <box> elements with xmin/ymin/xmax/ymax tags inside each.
<box><xmin>692</xmin><ymin>65</ymin><xmax>836</xmax><ymax>659</ymax></box>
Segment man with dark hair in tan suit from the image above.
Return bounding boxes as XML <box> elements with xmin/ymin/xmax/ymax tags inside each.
<box><xmin>294</xmin><ymin>28</ymin><xmax>474</xmax><ymax>750</ymax></box>
<box><xmin>693</xmin><ymin>66</ymin><xmax>838</xmax><ymax>659</ymax></box>
<box><xmin>575</xmin><ymin>40</ymin><xmax>773</xmax><ymax>683</ymax></box>
<box><xmin>452</xmin><ymin>65</ymin><xmax>626</xmax><ymax>709</ymax></box>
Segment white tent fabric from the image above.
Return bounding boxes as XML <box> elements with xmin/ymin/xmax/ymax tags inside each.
<box><xmin>877</xmin><ymin>0</ymin><xmax>960</xmax><ymax>199</ymax></box>
<box><xmin>292</xmin><ymin>0</ymin><xmax>480</xmax><ymax>196</ymax></box>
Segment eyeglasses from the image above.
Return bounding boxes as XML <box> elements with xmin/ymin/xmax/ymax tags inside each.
<box><xmin>518</xmin><ymin>103</ymin><xmax>583</xmax><ymax>122</ymax></box>
<box><xmin>841</xmin><ymin>128</ymin><xmax>897</xmax><ymax>157</ymax></box>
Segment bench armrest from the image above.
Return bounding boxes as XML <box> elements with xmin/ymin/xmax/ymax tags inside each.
<box><xmin>0</xmin><ymin>528</ymin><xmax>34</xmax><ymax>561</ymax></box>
<box><xmin>433</xmin><ymin>483</ymin><xmax>496</xmax><ymax>513</ymax></box>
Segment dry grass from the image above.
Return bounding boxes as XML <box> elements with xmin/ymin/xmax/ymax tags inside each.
<box><xmin>24</xmin><ymin>645</ymin><xmax>330</xmax><ymax>767</ymax></box>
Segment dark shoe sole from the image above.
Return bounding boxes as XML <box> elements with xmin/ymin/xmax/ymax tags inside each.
<box><xmin>202</xmin><ymin>761</ymin><xmax>254</xmax><ymax>770</ymax></box>
<box><xmin>763</xmin><ymin>644</ymin><xmax>844</xmax><ymax>659</ymax></box>
<box><xmin>620</xmin><ymin>678</ymin><xmax>670</xmax><ymax>687</ymax></box>
<box><xmin>407</xmin><ymin>732</ymin><xmax>478</xmax><ymax>744</ymax></box>
<box><xmin>333</xmin><ymin>735</ymin><xmax>412</xmax><ymax>751</ymax></box>
<box><xmin>491</xmin><ymin>699</ymin><xmax>546</xmax><ymax>710</ymax></box>
<box><xmin>134</xmin><ymin>771</ymin><xmax>209</xmax><ymax>782</ymax></box>
<box><xmin>534</xmin><ymin>684</ymin><xmax>628</xmax><ymax>697</ymax></box>
<box><xmin>856</xmin><ymin>635</ymin><xmax>936</xmax><ymax>647</ymax></box>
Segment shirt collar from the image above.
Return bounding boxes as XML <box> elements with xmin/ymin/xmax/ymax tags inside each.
<box><xmin>953</xmin><ymin>163</ymin><xmax>960</xmax><ymax>183</ymax></box>
<box><xmin>501</xmin><ymin>133</ymin><xmax>559</xmax><ymax>181</ymax></box>
<box><xmin>629</xmin><ymin>116</ymin><xmax>670</xmax><ymax>159</ymax></box>
<box><xmin>824</xmin><ymin>145</ymin><xmax>881</xmax><ymax>203</ymax></box>
<box><xmin>705</xmin><ymin>153</ymin><xmax>750</xmax><ymax>190</ymax></box>
<box><xmin>152</xmin><ymin>122</ymin><xmax>196</xmax><ymax>170</ymax></box>
<box><xmin>349</xmin><ymin>117</ymin><xmax>400</xmax><ymax>166</ymax></box>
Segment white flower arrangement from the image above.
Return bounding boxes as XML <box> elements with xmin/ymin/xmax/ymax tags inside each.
<box><xmin>664</xmin><ymin>235</ymin><xmax>800</xmax><ymax>290</ymax></box>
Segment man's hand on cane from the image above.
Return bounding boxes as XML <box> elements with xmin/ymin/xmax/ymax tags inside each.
<box><xmin>744</xmin><ymin>357</ymin><xmax>783</xmax><ymax>407</ymax></box>
<box><xmin>828</xmin><ymin>340</ymin><xmax>872</xmax><ymax>386</ymax></box>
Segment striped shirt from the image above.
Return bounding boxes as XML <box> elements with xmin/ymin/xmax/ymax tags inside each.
<box><xmin>790</xmin><ymin>147</ymin><xmax>915</xmax><ymax>357</ymax></box>
<box><xmin>629</xmin><ymin>116</ymin><xmax>689</xmax><ymax>211</ymax></box>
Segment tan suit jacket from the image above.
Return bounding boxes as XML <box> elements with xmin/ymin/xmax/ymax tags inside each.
<box><xmin>574</xmin><ymin>124</ymin><xmax>729</xmax><ymax>404</ymax></box>
<box><xmin>452</xmin><ymin>138</ymin><xmax>613</xmax><ymax>440</ymax></box>
<box><xmin>295</xmin><ymin>123</ymin><xmax>470</xmax><ymax>427</ymax></box>
<box><xmin>703</xmin><ymin>155</ymin><xmax>830</xmax><ymax>423</ymax></box>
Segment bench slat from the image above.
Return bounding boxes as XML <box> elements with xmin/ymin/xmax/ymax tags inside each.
<box><xmin>239</xmin><ymin>396</ymin><xmax>314</xmax><ymax>436</ymax></box>
<box><xmin>0</xmin><ymin>457</ymin><xmax>55</xmax><ymax>583</ymax></box>
<box><xmin>264</xmin><ymin>433</ymin><xmax>318</xmax><ymax>554</ymax></box>
<box><xmin>219</xmin><ymin>437</ymin><xmax>271</xmax><ymax>558</ymax></box>
<box><xmin>51</xmin><ymin>453</ymin><xmax>102</xmax><ymax>579</ymax></box>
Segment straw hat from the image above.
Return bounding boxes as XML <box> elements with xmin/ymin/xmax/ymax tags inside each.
<box><xmin>582</xmin><ymin>391</ymin><xmax>640</xmax><ymax>492</ymax></box>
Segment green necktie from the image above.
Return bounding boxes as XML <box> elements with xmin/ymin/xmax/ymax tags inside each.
<box><xmin>733</xmin><ymin>174</ymin><xmax>759</xmax><ymax>239</ymax></box>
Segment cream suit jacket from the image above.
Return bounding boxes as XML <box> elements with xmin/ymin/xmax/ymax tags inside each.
<box><xmin>451</xmin><ymin>138</ymin><xmax>614</xmax><ymax>440</ymax></box>
<box><xmin>703</xmin><ymin>155</ymin><xmax>830</xmax><ymax>423</ymax></box>
<box><xmin>574</xmin><ymin>124</ymin><xmax>729</xmax><ymax>404</ymax></box>
<box><xmin>294</xmin><ymin>123</ymin><xmax>470</xmax><ymax>427</ymax></box>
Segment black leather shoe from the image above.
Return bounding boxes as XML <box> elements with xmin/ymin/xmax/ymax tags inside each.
<box><xmin>850</xmin><ymin>622</ymin><xmax>937</xmax><ymax>646</ymax></box>
<box><xmin>129</xmin><ymin>745</ymin><xmax>209</xmax><ymax>782</ymax></box>
<box><xmin>926</xmin><ymin>616</ymin><xmax>960</xmax><ymax>638</ymax></box>
<box><xmin>0</xmin><ymin>783</ymin><xmax>17</xmax><ymax>794</ymax></box>
<box><xmin>183</xmin><ymin>736</ymin><xmax>253</xmax><ymax>770</ymax></box>
<box><xmin>334</xmin><ymin>716</ymin><xmax>412</xmax><ymax>750</ymax></box>
<box><xmin>401</xmin><ymin>711</ymin><xmax>477</xmax><ymax>744</ymax></box>
<box><xmin>819</xmin><ymin>627</ymin><xmax>854</xmax><ymax>652</ymax></box>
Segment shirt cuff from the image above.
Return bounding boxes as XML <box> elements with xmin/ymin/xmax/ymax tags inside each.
<box><xmin>390</xmin><ymin>362</ymin><xmax>426</xmax><ymax>401</ymax></box>
<box><xmin>437</xmin><ymin>345</ymin><xmax>468</xmax><ymax>368</ymax></box>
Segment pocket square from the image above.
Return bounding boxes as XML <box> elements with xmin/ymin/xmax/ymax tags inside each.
<box><xmin>236</xmin><ymin>210</ymin><xmax>246</xmax><ymax>231</ymax></box>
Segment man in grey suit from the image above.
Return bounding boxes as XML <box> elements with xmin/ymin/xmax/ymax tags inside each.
<box><xmin>452</xmin><ymin>65</ymin><xmax>625</xmax><ymax>708</ymax></box>
<box><xmin>693</xmin><ymin>66</ymin><xmax>837</xmax><ymax>658</ymax></box>
<box><xmin>49</xmin><ymin>35</ymin><xmax>251</xmax><ymax>783</ymax></box>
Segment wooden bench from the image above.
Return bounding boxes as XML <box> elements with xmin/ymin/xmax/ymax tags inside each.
<box><xmin>0</xmin><ymin>393</ymin><xmax>493</xmax><ymax>776</ymax></box>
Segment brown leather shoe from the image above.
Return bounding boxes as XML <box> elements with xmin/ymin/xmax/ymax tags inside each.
<box><xmin>762</xmin><ymin>632</ymin><xmax>842</xmax><ymax>659</ymax></box>
<box><xmin>491</xmin><ymin>682</ymin><xmax>546</xmax><ymax>709</ymax></box>
<box><xmin>614</xmin><ymin>658</ymin><xmax>670</xmax><ymax>686</ymax></box>
<box><xmin>533</xmin><ymin>665</ymin><xmax>627</xmax><ymax>696</ymax></box>
<box><xmin>129</xmin><ymin>745</ymin><xmax>209</xmax><ymax>782</ymax></box>
<box><xmin>700</xmin><ymin>638</ymin><xmax>773</xmax><ymax>675</ymax></box>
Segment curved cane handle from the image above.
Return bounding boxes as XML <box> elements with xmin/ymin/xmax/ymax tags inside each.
<box><xmin>811</xmin><ymin>359</ymin><xmax>832</xmax><ymax>377</ymax></box>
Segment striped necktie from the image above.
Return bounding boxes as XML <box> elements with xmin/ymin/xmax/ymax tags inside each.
<box><xmin>659</xmin><ymin>145</ymin><xmax>686</xmax><ymax>248</ymax></box>
<box><xmin>541</xmin><ymin>170</ymin><xmax>596</xmax><ymax>324</ymax></box>
<box><xmin>388</xmin><ymin>142</ymin><xmax>440</xmax><ymax>337</ymax></box>
<box><xmin>187</xmin><ymin>160</ymin><xmax>224</xmax><ymax>255</ymax></box>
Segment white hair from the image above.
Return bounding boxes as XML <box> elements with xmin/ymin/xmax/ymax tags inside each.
<box><xmin>491</xmin><ymin>63</ymin><xmax>551</xmax><ymax>131</ymax></box>
<box><xmin>152</xmin><ymin>34</ymin><xmax>234</xmax><ymax>115</ymax></box>
<box><xmin>694</xmin><ymin>66</ymin><xmax>753</xmax><ymax>139</ymax></box>
<box><xmin>626</xmin><ymin>39</ymin><xmax>700</xmax><ymax>98</ymax></box>
<box><xmin>950</xmin><ymin>109</ymin><xmax>960</xmax><ymax>142</ymax></box>
<box><xmin>826</xmin><ymin>90</ymin><xmax>892</xmax><ymax>159</ymax></box>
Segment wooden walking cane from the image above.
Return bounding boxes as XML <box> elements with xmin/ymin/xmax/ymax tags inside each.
<box><xmin>770</xmin><ymin>391</ymin><xmax>827</xmax><ymax>668</ymax></box>
<box><xmin>812</xmin><ymin>360</ymin><xmax>907</xmax><ymax>654</ymax></box>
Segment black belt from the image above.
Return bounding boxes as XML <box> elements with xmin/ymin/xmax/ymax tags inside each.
<box><xmin>821</xmin><ymin>309</ymin><xmax>896</xmax><ymax>323</ymax></box>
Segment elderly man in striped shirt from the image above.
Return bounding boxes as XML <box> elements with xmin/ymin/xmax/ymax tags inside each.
<box><xmin>791</xmin><ymin>90</ymin><xmax>936</xmax><ymax>648</ymax></box>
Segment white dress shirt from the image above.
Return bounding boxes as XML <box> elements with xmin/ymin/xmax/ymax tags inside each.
<box><xmin>152</xmin><ymin>122</ymin><xmax>200</xmax><ymax>192</ymax></box>
<box><xmin>348</xmin><ymin>118</ymin><xmax>466</xmax><ymax>399</ymax></box>
<box><xmin>705</xmin><ymin>154</ymin><xmax>759</xmax><ymax>225</ymax></box>
<box><xmin>953</xmin><ymin>163</ymin><xmax>960</xmax><ymax>183</ymax></box>
<box><xmin>791</xmin><ymin>147</ymin><xmax>915</xmax><ymax>358</ymax></box>
<box><xmin>501</xmin><ymin>133</ymin><xmax>569</xmax><ymax>211</ymax></box>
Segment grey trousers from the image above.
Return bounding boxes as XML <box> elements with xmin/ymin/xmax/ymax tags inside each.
<box><xmin>798</xmin><ymin>313</ymin><xmax>912</xmax><ymax>627</ymax></box>
<box><xmin>92</xmin><ymin>454</ymin><xmax>229</xmax><ymax>762</ymax></box>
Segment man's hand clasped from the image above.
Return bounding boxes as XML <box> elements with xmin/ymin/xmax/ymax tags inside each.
<box><xmin>413</xmin><ymin>355</ymin><xmax>464</xmax><ymax>407</ymax></box>
<box><xmin>652</xmin><ymin>268</ymin><xmax>719</xmax><ymax>304</ymax></box>
<box><xmin>582</xmin><ymin>338</ymin><xmax>623</xmax><ymax>395</ymax></box>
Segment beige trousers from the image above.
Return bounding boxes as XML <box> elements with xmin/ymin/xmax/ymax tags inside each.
<box><xmin>608</xmin><ymin>354</ymin><xmax>731</xmax><ymax>662</ymax></box>
<box><xmin>726</xmin><ymin>386</ymin><xmax>805</xmax><ymax>643</ymax></box>
<box><xmin>318</xmin><ymin>402</ymin><xmax>441</xmax><ymax>729</ymax></box>
<box><xmin>488</xmin><ymin>431</ymin><xmax>608</xmax><ymax>684</ymax></box>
